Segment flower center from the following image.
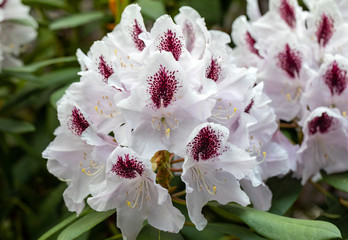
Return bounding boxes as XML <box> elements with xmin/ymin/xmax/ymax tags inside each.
<box><xmin>316</xmin><ymin>13</ymin><xmax>334</xmax><ymax>47</ymax></box>
<box><xmin>111</xmin><ymin>154</ymin><xmax>145</xmax><ymax>179</ymax></box>
<box><xmin>98</xmin><ymin>55</ymin><xmax>114</xmax><ymax>83</ymax></box>
<box><xmin>245</xmin><ymin>32</ymin><xmax>261</xmax><ymax>57</ymax></box>
<box><xmin>68</xmin><ymin>107</ymin><xmax>90</xmax><ymax>136</ymax></box>
<box><xmin>131</xmin><ymin>19</ymin><xmax>146</xmax><ymax>51</ymax></box>
<box><xmin>324</xmin><ymin>61</ymin><xmax>347</xmax><ymax>96</ymax></box>
<box><xmin>158</xmin><ymin>29</ymin><xmax>183</xmax><ymax>61</ymax></box>
<box><xmin>188</xmin><ymin>125</ymin><xmax>222</xmax><ymax>161</ymax></box>
<box><xmin>278</xmin><ymin>43</ymin><xmax>302</xmax><ymax>78</ymax></box>
<box><xmin>308</xmin><ymin>112</ymin><xmax>334</xmax><ymax>135</ymax></box>
<box><xmin>147</xmin><ymin>65</ymin><xmax>180</xmax><ymax>109</ymax></box>
<box><xmin>279</xmin><ymin>0</ymin><xmax>296</xmax><ymax>29</ymax></box>
<box><xmin>206</xmin><ymin>57</ymin><xmax>221</xmax><ymax>82</ymax></box>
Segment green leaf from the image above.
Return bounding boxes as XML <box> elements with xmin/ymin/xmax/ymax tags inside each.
<box><xmin>50</xmin><ymin>12</ymin><xmax>105</xmax><ymax>30</ymax></box>
<box><xmin>209</xmin><ymin>203</ymin><xmax>342</xmax><ymax>240</ymax></box>
<box><xmin>8</xmin><ymin>18</ymin><xmax>38</xmax><ymax>28</ymax></box>
<box><xmin>3</xmin><ymin>56</ymin><xmax>77</xmax><ymax>73</ymax></box>
<box><xmin>267</xmin><ymin>174</ymin><xmax>302</xmax><ymax>215</ymax></box>
<box><xmin>322</xmin><ymin>171</ymin><xmax>348</xmax><ymax>193</ymax></box>
<box><xmin>38</xmin><ymin>208</ymin><xmax>91</xmax><ymax>240</ymax></box>
<box><xmin>57</xmin><ymin>210</ymin><xmax>114</xmax><ymax>240</ymax></box>
<box><xmin>207</xmin><ymin>223</ymin><xmax>267</xmax><ymax>240</ymax></box>
<box><xmin>180</xmin><ymin>225</ymin><xmax>225</xmax><ymax>240</ymax></box>
<box><xmin>136</xmin><ymin>0</ymin><xmax>166</xmax><ymax>20</ymax></box>
<box><xmin>50</xmin><ymin>85</ymin><xmax>70</xmax><ymax>108</ymax></box>
<box><xmin>137</xmin><ymin>225</ymin><xmax>184</xmax><ymax>240</ymax></box>
<box><xmin>22</xmin><ymin>0</ymin><xmax>70</xmax><ymax>9</ymax></box>
<box><xmin>0</xmin><ymin>118</ymin><xmax>35</xmax><ymax>133</ymax></box>
<box><xmin>39</xmin><ymin>67</ymin><xmax>79</xmax><ymax>88</ymax></box>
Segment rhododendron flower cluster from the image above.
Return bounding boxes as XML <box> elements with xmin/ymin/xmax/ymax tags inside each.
<box><xmin>42</xmin><ymin>4</ymin><xmax>296</xmax><ymax>240</ymax></box>
<box><xmin>231</xmin><ymin>0</ymin><xmax>348</xmax><ymax>184</ymax></box>
<box><xmin>0</xmin><ymin>0</ymin><xmax>37</xmax><ymax>70</ymax></box>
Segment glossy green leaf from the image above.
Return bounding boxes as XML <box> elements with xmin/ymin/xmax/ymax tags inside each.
<box><xmin>49</xmin><ymin>12</ymin><xmax>105</xmax><ymax>30</ymax></box>
<box><xmin>136</xmin><ymin>0</ymin><xmax>166</xmax><ymax>20</ymax></box>
<box><xmin>137</xmin><ymin>225</ymin><xmax>184</xmax><ymax>240</ymax></box>
<box><xmin>209</xmin><ymin>203</ymin><xmax>342</xmax><ymax>240</ymax></box>
<box><xmin>180</xmin><ymin>225</ymin><xmax>225</xmax><ymax>240</ymax></box>
<box><xmin>0</xmin><ymin>118</ymin><xmax>35</xmax><ymax>133</ymax></box>
<box><xmin>38</xmin><ymin>208</ymin><xmax>91</xmax><ymax>240</ymax></box>
<box><xmin>57</xmin><ymin>210</ymin><xmax>114</xmax><ymax>240</ymax></box>
<box><xmin>322</xmin><ymin>172</ymin><xmax>348</xmax><ymax>193</ymax></box>
<box><xmin>3</xmin><ymin>56</ymin><xmax>77</xmax><ymax>73</ymax></box>
<box><xmin>207</xmin><ymin>223</ymin><xmax>267</xmax><ymax>240</ymax></box>
<box><xmin>267</xmin><ymin>175</ymin><xmax>302</xmax><ymax>215</ymax></box>
<box><xmin>22</xmin><ymin>0</ymin><xmax>70</xmax><ymax>9</ymax></box>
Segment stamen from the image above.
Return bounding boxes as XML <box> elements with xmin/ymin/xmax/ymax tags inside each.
<box><xmin>286</xmin><ymin>87</ymin><xmax>302</xmax><ymax>103</ymax></box>
<box><xmin>257</xmin><ymin>152</ymin><xmax>267</xmax><ymax>164</ymax></box>
<box><xmin>192</xmin><ymin>167</ymin><xmax>216</xmax><ymax>195</ymax></box>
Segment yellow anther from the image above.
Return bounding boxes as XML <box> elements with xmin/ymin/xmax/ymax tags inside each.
<box><xmin>286</xmin><ymin>93</ymin><xmax>292</xmax><ymax>102</ymax></box>
<box><xmin>127</xmin><ymin>201</ymin><xmax>132</xmax><ymax>207</ymax></box>
<box><xmin>212</xmin><ymin>186</ymin><xmax>217</xmax><ymax>194</ymax></box>
<box><xmin>82</xmin><ymin>168</ymin><xmax>86</xmax><ymax>173</ymax></box>
<box><xmin>233</xmin><ymin>108</ymin><xmax>237</xmax><ymax>113</ymax></box>
<box><xmin>165</xmin><ymin>128</ymin><xmax>170</xmax><ymax>138</ymax></box>
<box><xmin>95</xmin><ymin>106</ymin><xmax>98</xmax><ymax>112</ymax></box>
<box><xmin>343</xmin><ymin>111</ymin><xmax>347</xmax><ymax>117</ymax></box>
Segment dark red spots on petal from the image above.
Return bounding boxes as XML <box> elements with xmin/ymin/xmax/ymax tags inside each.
<box><xmin>279</xmin><ymin>0</ymin><xmax>296</xmax><ymax>29</ymax></box>
<box><xmin>324</xmin><ymin>61</ymin><xmax>347</xmax><ymax>96</ymax></box>
<box><xmin>245</xmin><ymin>32</ymin><xmax>262</xmax><ymax>58</ymax></box>
<box><xmin>68</xmin><ymin>107</ymin><xmax>90</xmax><ymax>137</ymax></box>
<box><xmin>187</xmin><ymin>125</ymin><xmax>223</xmax><ymax>162</ymax></box>
<box><xmin>158</xmin><ymin>29</ymin><xmax>183</xmax><ymax>61</ymax></box>
<box><xmin>205</xmin><ymin>57</ymin><xmax>221</xmax><ymax>82</ymax></box>
<box><xmin>131</xmin><ymin>19</ymin><xmax>146</xmax><ymax>51</ymax></box>
<box><xmin>183</xmin><ymin>20</ymin><xmax>195</xmax><ymax>53</ymax></box>
<box><xmin>316</xmin><ymin>13</ymin><xmax>334</xmax><ymax>47</ymax></box>
<box><xmin>308</xmin><ymin>112</ymin><xmax>334</xmax><ymax>135</ymax></box>
<box><xmin>244</xmin><ymin>98</ymin><xmax>254</xmax><ymax>114</ymax></box>
<box><xmin>278</xmin><ymin>43</ymin><xmax>302</xmax><ymax>78</ymax></box>
<box><xmin>0</xmin><ymin>0</ymin><xmax>7</xmax><ymax>8</ymax></box>
<box><xmin>98</xmin><ymin>55</ymin><xmax>114</xmax><ymax>83</ymax></box>
<box><xmin>111</xmin><ymin>154</ymin><xmax>145</xmax><ymax>179</ymax></box>
<box><xmin>147</xmin><ymin>65</ymin><xmax>180</xmax><ymax>109</ymax></box>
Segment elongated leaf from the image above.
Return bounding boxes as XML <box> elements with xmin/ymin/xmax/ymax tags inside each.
<box><xmin>0</xmin><ymin>118</ymin><xmax>35</xmax><ymax>133</ymax></box>
<box><xmin>50</xmin><ymin>85</ymin><xmax>70</xmax><ymax>108</ymax></box>
<box><xmin>50</xmin><ymin>12</ymin><xmax>105</xmax><ymax>30</ymax></box>
<box><xmin>57</xmin><ymin>210</ymin><xmax>114</xmax><ymax>240</ymax></box>
<box><xmin>322</xmin><ymin>172</ymin><xmax>348</xmax><ymax>193</ymax></box>
<box><xmin>8</xmin><ymin>18</ymin><xmax>38</xmax><ymax>28</ymax></box>
<box><xmin>138</xmin><ymin>225</ymin><xmax>184</xmax><ymax>240</ymax></box>
<box><xmin>180</xmin><ymin>225</ymin><xmax>225</xmax><ymax>240</ymax></box>
<box><xmin>38</xmin><ymin>208</ymin><xmax>91</xmax><ymax>240</ymax></box>
<box><xmin>22</xmin><ymin>0</ymin><xmax>70</xmax><ymax>9</ymax></box>
<box><xmin>209</xmin><ymin>203</ymin><xmax>342</xmax><ymax>240</ymax></box>
<box><xmin>267</xmin><ymin>175</ymin><xmax>302</xmax><ymax>215</ymax></box>
<box><xmin>136</xmin><ymin>0</ymin><xmax>166</xmax><ymax>20</ymax></box>
<box><xmin>39</xmin><ymin>67</ymin><xmax>79</xmax><ymax>88</ymax></box>
<box><xmin>207</xmin><ymin>223</ymin><xmax>267</xmax><ymax>240</ymax></box>
<box><xmin>3</xmin><ymin>56</ymin><xmax>77</xmax><ymax>73</ymax></box>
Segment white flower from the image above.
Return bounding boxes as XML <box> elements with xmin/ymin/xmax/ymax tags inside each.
<box><xmin>181</xmin><ymin>123</ymin><xmax>256</xmax><ymax>230</ymax></box>
<box><xmin>0</xmin><ymin>0</ymin><xmax>37</xmax><ymax>70</ymax></box>
<box><xmin>87</xmin><ymin>147</ymin><xmax>185</xmax><ymax>240</ymax></box>
<box><xmin>42</xmin><ymin>97</ymin><xmax>117</xmax><ymax>214</ymax></box>
<box><xmin>296</xmin><ymin>107</ymin><xmax>348</xmax><ymax>184</ymax></box>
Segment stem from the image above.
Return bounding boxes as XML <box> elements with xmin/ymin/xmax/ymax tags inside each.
<box><xmin>170</xmin><ymin>158</ymin><xmax>184</xmax><ymax>164</ymax></box>
<box><xmin>279</xmin><ymin>122</ymin><xmax>298</xmax><ymax>128</ymax></box>
<box><xmin>104</xmin><ymin>234</ymin><xmax>122</xmax><ymax>240</ymax></box>
<box><xmin>171</xmin><ymin>190</ymin><xmax>186</xmax><ymax>198</ymax></box>
<box><xmin>309</xmin><ymin>179</ymin><xmax>336</xmax><ymax>201</ymax></box>
<box><xmin>170</xmin><ymin>168</ymin><xmax>183</xmax><ymax>172</ymax></box>
<box><xmin>172</xmin><ymin>197</ymin><xmax>186</xmax><ymax>205</ymax></box>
